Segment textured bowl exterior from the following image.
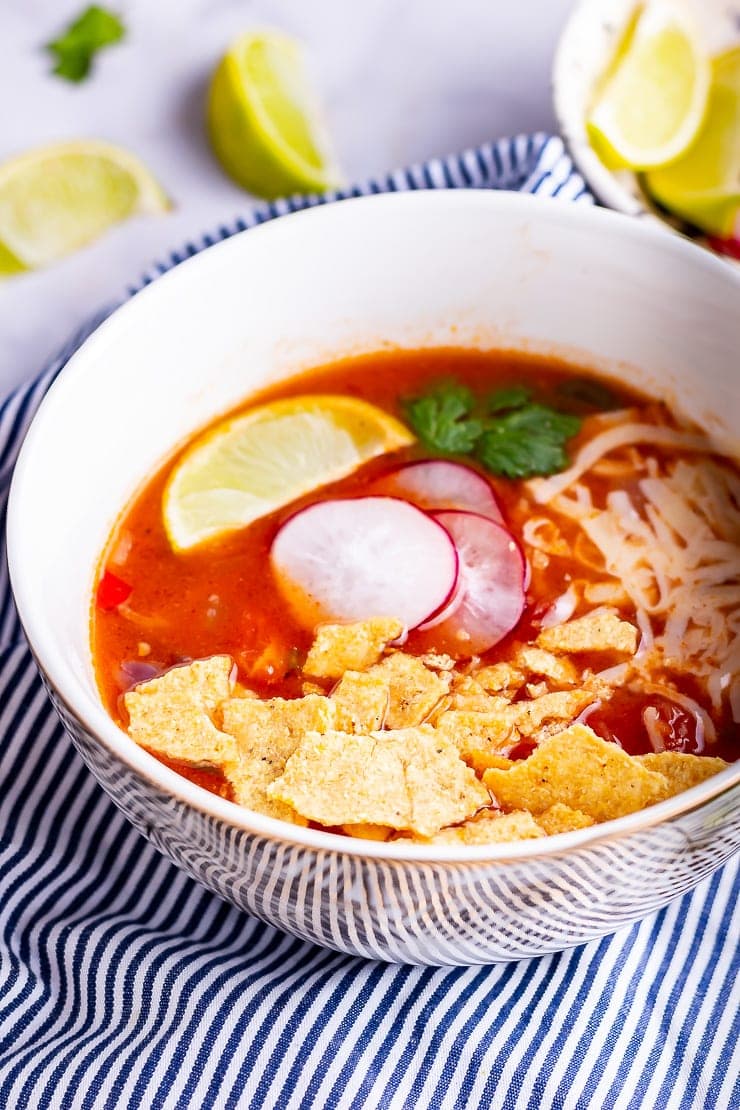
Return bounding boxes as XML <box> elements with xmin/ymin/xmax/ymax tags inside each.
<box><xmin>45</xmin><ymin>680</ymin><xmax>740</xmax><ymax>966</ymax></box>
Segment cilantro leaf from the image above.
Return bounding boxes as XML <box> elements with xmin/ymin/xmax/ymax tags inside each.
<box><xmin>556</xmin><ymin>376</ymin><xmax>617</xmax><ymax>411</ymax></box>
<box><xmin>475</xmin><ymin>405</ymin><xmax>581</xmax><ymax>479</ymax></box>
<box><xmin>487</xmin><ymin>385</ymin><xmax>532</xmax><ymax>413</ymax></box>
<box><xmin>47</xmin><ymin>5</ymin><xmax>125</xmax><ymax>83</ymax></box>
<box><xmin>404</xmin><ymin>381</ymin><xmax>483</xmax><ymax>454</ymax></box>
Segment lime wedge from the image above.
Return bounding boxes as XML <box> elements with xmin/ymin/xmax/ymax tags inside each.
<box><xmin>207</xmin><ymin>30</ymin><xmax>342</xmax><ymax>198</ymax></box>
<box><xmin>587</xmin><ymin>2</ymin><xmax>710</xmax><ymax>170</ymax></box>
<box><xmin>0</xmin><ymin>141</ymin><xmax>170</xmax><ymax>275</ymax></box>
<box><xmin>163</xmin><ymin>395</ymin><xmax>414</xmax><ymax>551</ymax></box>
<box><xmin>644</xmin><ymin>47</ymin><xmax>740</xmax><ymax>236</ymax></box>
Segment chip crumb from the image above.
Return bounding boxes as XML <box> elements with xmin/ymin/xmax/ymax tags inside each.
<box><xmin>331</xmin><ymin>671</ymin><xmax>389</xmax><ymax>732</ymax></box>
<box><xmin>419</xmin><ymin>652</ymin><xmax>458</xmax><ymax>671</ymax></box>
<box><xmin>304</xmin><ymin>618</ymin><xmax>404</xmax><ymax>679</ymax></box>
<box><xmin>137</xmin><ymin>641</ymin><xmax>151</xmax><ymax>658</ymax></box>
<box><xmin>514</xmin><ymin>689</ymin><xmax>597</xmax><ymax>737</ymax></box>
<box><xmin>450</xmin><ymin>674</ymin><xmax>510</xmax><ymax>712</ymax></box>
<box><xmin>473</xmin><ymin>662</ymin><xmax>525</xmax><ymax>697</ymax></box>
<box><xmin>482</xmin><ymin>724</ymin><xmax>669</xmax><ymax>821</ymax></box>
<box><xmin>417</xmin><ymin>811</ymin><xmax>544</xmax><ymax>845</ymax></box>
<box><xmin>513</xmin><ymin>645</ymin><xmax>579</xmax><ymax>687</ymax></box>
<box><xmin>537</xmin><ymin>611</ymin><xmax>638</xmax><ymax>655</ymax></box>
<box><xmin>124</xmin><ymin>655</ymin><xmax>237</xmax><ymax>766</ymax></box>
<box><xmin>269</xmin><ymin>727</ymin><xmax>489</xmax><ymax>836</ymax></box>
<box><xmin>536</xmin><ymin>803</ymin><xmax>595</xmax><ymax>836</ymax></box>
<box><xmin>366</xmin><ymin>653</ymin><xmax>450</xmax><ymax>728</ymax></box>
<box><xmin>636</xmin><ymin>752</ymin><xmax>729</xmax><ymax>798</ymax></box>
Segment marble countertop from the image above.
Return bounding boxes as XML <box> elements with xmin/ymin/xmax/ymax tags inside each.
<box><xmin>1</xmin><ymin>0</ymin><xmax>572</xmax><ymax>396</ymax></box>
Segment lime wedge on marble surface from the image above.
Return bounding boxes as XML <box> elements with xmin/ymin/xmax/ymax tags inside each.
<box><xmin>0</xmin><ymin>140</ymin><xmax>169</xmax><ymax>276</ymax></box>
<box><xmin>207</xmin><ymin>30</ymin><xmax>342</xmax><ymax>198</ymax></box>
<box><xmin>644</xmin><ymin>47</ymin><xmax>740</xmax><ymax>236</ymax></box>
<box><xmin>587</xmin><ymin>2</ymin><xmax>710</xmax><ymax>170</ymax></box>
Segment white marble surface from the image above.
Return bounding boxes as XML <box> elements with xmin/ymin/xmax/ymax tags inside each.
<box><xmin>1</xmin><ymin>0</ymin><xmax>573</xmax><ymax>395</ymax></box>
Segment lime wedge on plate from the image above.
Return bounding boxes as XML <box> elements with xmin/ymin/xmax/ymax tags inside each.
<box><xmin>644</xmin><ymin>47</ymin><xmax>740</xmax><ymax>236</ymax></box>
<box><xmin>207</xmin><ymin>30</ymin><xmax>342</xmax><ymax>198</ymax></box>
<box><xmin>163</xmin><ymin>396</ymin><xmax>414</xmax><ymax>551</ymax></box>
<box><xmin>0</xmin><ymin>140</ymin><xmax>170</xmax><ymax>275</ymax></box>
<box><xmin>587</xmin><ymin>2</ymin><xmax>710</xmax><ymax>170</ymax></box>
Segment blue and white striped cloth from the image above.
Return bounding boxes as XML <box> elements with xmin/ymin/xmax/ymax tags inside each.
<box><xmin>1</xmin><ymin>135</ymin><xmax>738</xmax><ymax>1110</ymax></box>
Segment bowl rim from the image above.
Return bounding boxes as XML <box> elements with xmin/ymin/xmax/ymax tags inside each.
<box><xmin>8</xmin><ymin>187</ymin><xmax>740</xmax><ymax>864</ymax></box>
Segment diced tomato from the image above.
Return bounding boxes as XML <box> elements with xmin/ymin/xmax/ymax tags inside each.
<box><xmin>97</xmin><ymin>570</ymin><xmax>133</xmax><ymax>611</ymax></box>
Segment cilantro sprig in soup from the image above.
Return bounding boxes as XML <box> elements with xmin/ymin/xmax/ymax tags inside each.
<box><xmin>92</xmin><ymin>349</ymin><xmax>738</xmax><ymax>844</ymax></box>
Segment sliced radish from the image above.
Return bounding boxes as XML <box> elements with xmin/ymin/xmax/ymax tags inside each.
<box><xmin>376</xmin><ymin>460</ymin><xmax>503</xmax><ymax>522</ymax></box>
<box><xmin>270</xmin><ymin>496</ymin><xmax>459</xmax><ymax>630</ymax></box>
<box><xmin>429</xmin><ymin>510</ymin><xmax>526</xmax><ymax>654</ymax></box>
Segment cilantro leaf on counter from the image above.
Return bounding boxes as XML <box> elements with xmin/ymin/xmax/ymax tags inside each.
<box><xmin>403</xmin><ymin>378</ymin><xmax>582</xmax><ymax>479</ymax></box>
<box><xmin>404</xmin><ymin>381</ymin><xmax>484</xmax><ymax>454</ymax></box>
<box><xmin>47</xmin><ymin>5</ymin><xmax>125</xmax><ymax>83</ymax></box>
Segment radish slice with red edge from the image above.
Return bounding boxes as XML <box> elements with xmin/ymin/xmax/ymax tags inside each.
<box><xmin>429</xmin><ymin>510</ymin><xmax>526</xmax><ymax>653</ymax></box>
<box><xmin>377</xmin><ymin>460</ymin><xmax>503</xmax><ymax>522</ymax></box>
<box><xmin>270</xmin><ymin>496</ymin><xmax>459</xmax><ymax>631</ymax></box>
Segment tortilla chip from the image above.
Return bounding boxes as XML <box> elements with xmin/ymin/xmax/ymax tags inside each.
<box><xmin>125</xmin><ymin>655</ymin><xmax>237</xmax><ymax>766</ymax></box>
<box><xmin>474</xmin><ymin>662</ymin><xmax>525</xmax><ymax>697</ymax></box>
<box><xmin>304</xmin><ymin>618</ymin><xmax>404</xmax><ymax>679</ymax></box>
<box><xmin>513</xmin><ymin>646</ymin><xmax>578</xmax><ymax>687</ymax></box>
<box><xmin>418</xmin><ymin>811</ymin><xmax>544</xmax><ymax>845</ymax></box>
<box><xmin>435</xmin><ymin>709</ymin><xmax>518</xmax><ymax>757</ymax></box>
<box><xmin>221</xmin><ymin>693</ymin><xmax>335</xmax><ymax>822</ymax></box>
<box><xmin>537</xmin><ymin>612</ymin><xmax>637</xmax><ymax>655</ymax></box>
<box><xmin>331</xmin><ymin>671</ymin><xmax>389</xmax><ymax>732</ymax></box>
<box><xmin>269</xmin><ymin>727</ymin><xmax>489</xmax><ymax>836</ymax></box>
<box><xmin>536</xmin><ymin>803</ymin><xmax>595</xmax><ymax>835</ymax></box>
<box><xmin>366</xmin><ymin>653</ymin><xmax>450</xmax><ymax>728</ymax></box>
<box><xmin>514</xmin><ymin>690</ymin><xmax>596</xmax><ymax>737</ymax></box>
<box><xmin>636</xmin><ymin>752</ymin><xmax>729</xmax><ymax>798</ymax></box>
<box><xmin>465</xmin><ymin>751</ymin><xmax>516</xmax><ymax>776</ymax></box>
<box><xmin>525</xmin><ymin>681</ymin><xmax>550</xmax><ymax>699</ymax></box>
<box><xmin>450</xmin><ymin>674</ymin><xmax>510</xmax><ymax>712</ymax></box>
<box><xmin>482</xmin><ymin>724</ymin><xmax>668</xmax><ymax>821</ymax></box>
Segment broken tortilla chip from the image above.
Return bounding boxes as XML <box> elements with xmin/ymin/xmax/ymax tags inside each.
<box><xmin>124</xmin><ymin>655</ymin><xmax>237</xmax><ymax>766</ymax></box>
<box><xmin>536</xmin><ymin>803</ymin><xmax>595</xmax><ymax>836</ymax></box>
<box><xmin>220</xmin><ymin>693</ymin><xmax>335</xmax><ymax>822</ymax></box>
<box><xmin>365</xmin><ymin>653</ymin><xmax>450</xmax><ymax>728</ymax></box>
<box><xmin>637</xmin><ymin>752</ymin><xmax>729</xmax><ymax>798</ymax></box>
<box><xmin>304</xmin><ymin>618</ymin><xmax>404</xmax><ymax>679</ymax></box>
<box><xmin>435</xmin><ymin>709</ymin><xmax>518</xmax><ymax>757</ymax></box>
<box><xmin>537</xmin><ymin>612</ymin><xmax>637</xmax><ymax>655</ymax></box>
<box><xmin>331</xmin><ymin>670</ymin><xmax>389</xmax><ymax>732</ymax></box>
<box><xmin>482</xmin><ymin>724</ymin><xmax>668</xmax><ymax>821</ymax></box>
<box><xmin>269</xmin><ymin>727</ymin><xmax>489</xmax><ymax>836</ymax></box>
<box><xmin>416</xmin><ymin>811</ymin><xmax>544</xmax><ymax>845</ymax></box>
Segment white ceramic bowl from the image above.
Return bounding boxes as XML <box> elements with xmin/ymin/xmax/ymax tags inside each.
<box><xmin>8</xmin><ymin>190</ymin><xmax>740</xmax><ymax>965</ymax></box>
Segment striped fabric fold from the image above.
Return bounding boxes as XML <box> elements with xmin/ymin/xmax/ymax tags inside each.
<box><xmin>0</xmin><ymin>134</ymin><xmax>737</xmax><ymax>1110</ymax></box>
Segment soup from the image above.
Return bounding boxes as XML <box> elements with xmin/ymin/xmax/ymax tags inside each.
<box><xmin>92</xmin><ymin>349</ymin><xmax>738</xmax><ymax>844</ymax></box>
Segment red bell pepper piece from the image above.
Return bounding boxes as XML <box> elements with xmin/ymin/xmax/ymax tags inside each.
<box><xmin>97</xmin><ymin>570</ymin><xmax>133</xmax><ymax>610</ymax></box>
